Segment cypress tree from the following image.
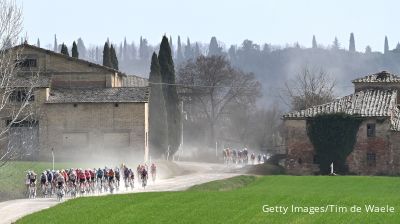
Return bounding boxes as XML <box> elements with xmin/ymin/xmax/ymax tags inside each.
<box><xmin>60</xmin><ymin>43</ymin><xmax>69</xmax><ymax>56</ymax></box>
<box><xmin>102</xmin><ymin>42</ymin><xmax>112</xmax><ymax>67</ymax></box>
<box><xmin>384</xmin><ymin>36</ymin><xmax>389</xmax><ymax>54</ymax></box>
<box><xmin>169</xmin><ymin>36</ymin><xmax>174</xmax><ymax>58</ymax></box>
<box><xmin>208</xmin><ymin>36</ymin><xmax>222</xmax><ymax>56</ymax></box>
<box><xmin>184</xmin><ymin>38</ymin><xmax>194</xmax><ymax>59</ymax></box>
<box><xmin>72</xmin><ymin>41</ymin><xmax>79</xmax><ymax>58</ymax></box>
<box><xmin>312</xmin><ymin>35</ymin><xmax>317</xmax><ymax>49</ymax></box>
<box><xmin>332</xmin><ymin>37</ymin><xmax>340</xmax><ymax>50</ymax></box>
<box><xmin>77</xmin><ymin>38</ymin><xmax>87</xmax><ymax>59</ymax></box>
<box><xmin>53</xmin><ymin>34</ymin><xmax>58</xmax><ymax>52</ymax></box>
<box><xmin>349</xmin><ymin>33</ymin><xmax>355</xmax><ymax>52</ymax></box>
<box><xmin>148</xmin><ymin>52</ymin><xmax>168</xmax><ymax>158</ymax></box>
<box><xmin>176</xmin><ymin>35</ymin><xmax>184</xmax><ymax>64</ymax></box>
<box><xmin>110</xmin><ymin>44</ymin><xmax>119</xmax><ymax>70</ymax></box>
<box><xmin>158</xmin><ymin>36</ymin><xmax>181</xmax><ymax>157</ymax></box>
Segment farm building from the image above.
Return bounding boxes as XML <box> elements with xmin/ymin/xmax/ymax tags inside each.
<box><xmin>283</xmin><ymin>71</ymin><xmax>400</xmax><ymax>175</ymax></box>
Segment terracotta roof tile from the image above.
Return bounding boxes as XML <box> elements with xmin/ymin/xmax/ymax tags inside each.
<box><xmin>46</xmin><ymin>87</ymin><xmax>149</xmax><ymax>103</ymax></box>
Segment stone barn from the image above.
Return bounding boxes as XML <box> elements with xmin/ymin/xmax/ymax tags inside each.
<box><xmin>283</xmin><ymin>71</ymin><xmax>400</xmax><ymax>175</ymax></box>
<box><xmin>2</xmin><ymin>43</ymin><xmax>150</xmax><ymax>163</ymax></box>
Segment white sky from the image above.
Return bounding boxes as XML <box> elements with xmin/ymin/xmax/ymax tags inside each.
<box><xmin>17</xmin><ymin>0</ymin><xmax>400</xmax><ymax>52</ymax></box>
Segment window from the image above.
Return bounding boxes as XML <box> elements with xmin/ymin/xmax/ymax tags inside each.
<box><xmin>366</xmin><ymin>153</ymin><xmax>376</xmax><ymax>167</ymax></box>
<box><xmin>367</xmin><ymin>123</ymin><xmax>375</xmax><ymax>137</ymax></box>
<box><xmin>9</xmin><ymin>90</ymin><xmax>34</xmax><ymax>102</ymax></box>
<box><xmin>16</xmin><ymin>58</ymin><xmax>37</xmax><ymax>68</ymax></box>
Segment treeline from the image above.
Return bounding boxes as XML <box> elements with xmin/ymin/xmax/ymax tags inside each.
<box><xmin>36</xmin><ymin>33</ymin><xmax>400</xmax><ymax>106</ymax></box>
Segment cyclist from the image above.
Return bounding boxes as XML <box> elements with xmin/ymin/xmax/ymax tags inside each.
<box><xmin>150</xmin><ymin>163</ymin><xmax>157</xmax><ymax>182</ymax></box>
<box><xmin>115</xmin><ymin>168</ymin><xmax>120</xmax><ymax>189</ymax></box>
<box><xmin>28</xmin><ymin>171</ymin><xmax>37</xmax><ymax>198</ymax></box>
<box><xmin>140</xmin><ymin>166</ymin><xmax>148</xmax><ymax>188</ymax></box>
<box><xmin>56</xmin><ymin>171</ymin><xmax>65</xmax><ymax>200</ymax></box>
<box><xmin>78</xmin><ymin>169</ymin><xmax>86</xmax><ymax>193</ymax></box>
<box><xmin>108</xmin><ymin>168</ymin><xmax>115</xmax><ymax>193</ymax></box>
<box><xmin>40</xmin><ymin>171</ymin><xmax>48</xmax><ymax>195</ymax></box>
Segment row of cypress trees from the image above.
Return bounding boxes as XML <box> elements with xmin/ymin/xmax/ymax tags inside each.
<box><xmin>148</xmin><ymin>36</ymin><xmax>181</xmax><ymax>159</ymax></box>
<box><xmin>102</xmin><ymin>42</ymin><xmax>119</xmax><ymax>70</ymax></box>
<box><xmin>60</xmin><ymin>41</ymin><xmax>79</xmax><ymax>58</ymax></box>
<box><xmin>58</xmin><ymin>40</ymin><xmax>119</xmax><ymax>71</ymax></box>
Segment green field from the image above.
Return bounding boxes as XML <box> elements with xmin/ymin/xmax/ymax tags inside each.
<box><xmin>17</xmin><ymin>175</ymin><xmax>400</xmax><ymax>224</ymax></box>
<box><xmin>0</xmin><ymin>161</ymin><xmax>87</xmax><ymax>201</ymax></box>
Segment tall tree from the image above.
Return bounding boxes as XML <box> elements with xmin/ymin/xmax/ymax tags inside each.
<box><xmin>177</xmin><ymin>56</ymin><xmax>261</xmax><ymax>147</ymax></box>
<box><xmin>0</xmin><ymin>0</ymin><xmax>41</xmax><ymax>166</ymax></box>
<box><xmin>365</xmin><ymin>45</ymin><xmax>372</xmax><ymax>54</ymax></box>
<box><xmin>194</xmin><ymin>42</ymin><xmax>201</xmax><ymax>58</ymax></box>
<box><xmin>53</xmin><ymin>34</ymin><xmax>58</xmax><ymax>52</ymax></box>
<box><xmin>71</xmin><ymin>41</ymin><xmax>79</xmax><ymax>58</ymax></box>
<box><xmin>349</xmin><ymin>33</ymin><xmax>355</xmax><ymax>52</ymax></box>
<box><xmin>148</xmin><ymin>52</ymin><xmax>168</xmax><ymax>157</ymax></box>
<box><xmin>139</xmin><ymin>36</ymin><xmax>150</xmax><ymax>60</ymax></box>
<box><xmin>184</xmin><ymin>37</ymin><xmax>194</xmax><ymax>59</ymax></box>
<box><xmin>158</xmin><ymin>36</ymin><xmax>181</xmax><ymax>157</ymax></box>
<box><xmin>312</xmin><ymin>35</ymin><xmax>317</xmax><ymax>49</ymax></box>
<box><xmin>95</xmin><ymin>46</ymin><xmax>100</xmax><ymax>63</ymax></box>
<box><xmin>76</xmin><ymin>38</ymin><xmax>87</xmax><ymax>59</ymax></box>
<box><xmin>169</xmin><ymin>36</ymin><xmax>174</xmax><ymax>58</ymax></box>
<box><xmin>282</xmin><ymin>67</ymin><xmax>336</xmax><ymax>111</ymax></box>
<box><xmin>123</xmin><ymin>37</ymin><xmax>128</xmax><ymax>61</ymax></box>
<box><xmin>208</xmin><ymin>36</ymin><xmax>222</xmax><ymax>56</ymax></box>
<box><xmin>102</xmin><ymin>41</ymin><xmax>111</xmax><ymax>67</ymax></box>
<box><xmin>36</xmin><ymin>38</ymin><xmax>40</xmax><ymax>48</ymax></box>
<box><xmin>332</xmin><ymin>37</ymin><xmax>340</xmax><ymax>50</ymax></box>
<box><xmin>60</xmin><ymin>43</ymin><xmax>69</xmax><ymax>56</ymax></box>
<box><xmin>110</xmin><ymin>44</ymin><xmax>119</xmax><ymax>70</ymax></box>
<box><xmin>176</xmin><ymin>35</ymin><xmax>184</xmax><ymax>64</ymax></box>
<box><xmin>384</xmin><ymin>36</ymin><xmax>389</xmax><ymax>54</ymax></box>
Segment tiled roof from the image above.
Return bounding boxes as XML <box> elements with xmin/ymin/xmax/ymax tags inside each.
<box><xmin>46</xmin><ymin>87</ymin><xmax>149</xmax><ymax>103</ymax></box>
<box><xmin>283</xmin><ymin>89</ymin><xmax>400</xmax><ymax>130</ymax></box>
<box><xmin>122</xmin><ymin>75</ymin><xmax>148</xmax><ymax>87</ymax></box>
<box><xmin>352</xmin><ymin>71</ymin><xmax>400</xmax><ymax>83</ymax></box>
<box><xmin>12</xmin><ymin>74</ymin><xmax>51</xmax><ymax>87</ymax></box>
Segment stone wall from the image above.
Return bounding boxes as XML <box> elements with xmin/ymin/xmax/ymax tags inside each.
<box><xmin>20</xmin><ymin>47</ymin><xmax>122</xmax><ymax>88</ymax></box>
<box><xmin>283</xmin><ymin>119</ymin><xmax>318</xmax><ymax>175</ymax></box>
<box><xmin>284</xmin><ymin>117</ymin><xmax>400</xmax><ymax>175</ymax></box>
<box><xmin>39</xmin><ymin>102</ymin><xmax>147</xmax><ymax>163</ymax></box>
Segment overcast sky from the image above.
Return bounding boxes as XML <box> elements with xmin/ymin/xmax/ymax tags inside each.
<box><xmin>18</xmin><ymin>0</ymin><xmax>399</xmax><ymax>52</ymax></box>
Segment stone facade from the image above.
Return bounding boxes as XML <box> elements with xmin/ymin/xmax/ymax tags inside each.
<box><xmin>2</xmin><ymin>44</ymin><xmax>149</xmax><ymax>163</ymax></box>
<box><xmin>283</xmin><ymin>71</ymin><xmax>400</xmax><ymax>175</ymax></box>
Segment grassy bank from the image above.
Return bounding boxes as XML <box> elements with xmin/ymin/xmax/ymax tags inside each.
<box><xmin>17</xmin><ymin>175</ymin><xmax>400</xmax><ymax>224</ymax></box>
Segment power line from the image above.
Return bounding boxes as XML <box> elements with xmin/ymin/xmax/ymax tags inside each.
<box><xmin>148</xmin><ymin>81</ymin><xmax>259</xmax><ymax>89</ymax></box>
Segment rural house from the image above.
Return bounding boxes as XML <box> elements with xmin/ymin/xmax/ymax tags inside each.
<box><xmin>283</xmin><ymin>71</ymin><xmax>400</xmax><ymax>175</ymax></box>
<box><xmin>2</xmin><ymin>43</ymin><xmax>150</xmax><ymax>162</ymax></box>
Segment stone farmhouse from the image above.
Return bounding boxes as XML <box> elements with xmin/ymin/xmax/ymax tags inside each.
<box><xmin>3</xmin><ymin>43</ymin><xmax>150</xmax><ymax>162</ymax></box>
<box><xmin>283</xmin><ymin>71</ymin><xmax>400</xmax><ymax>175</ymax></box>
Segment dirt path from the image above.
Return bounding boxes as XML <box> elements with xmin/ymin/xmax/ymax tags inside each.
<box><xmin>0</xmin><ymin>162</ymin><xmax>240</xmax><ymax>224</ymax></box>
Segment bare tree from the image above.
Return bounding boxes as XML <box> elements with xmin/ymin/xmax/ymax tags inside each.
<box><xmin>177</xmin><ymin>55</ymin><xmax>261</xmax><ymax>147</ymax></box>
<box><xmin>281</xmin><ymin>67</ymin><xmax>336</xmax><ymax>111</ymax></box>
<box><xmin>0</xmin><ymin>0</ymin><xmax>38</xmax><ymax>167</ymax></box>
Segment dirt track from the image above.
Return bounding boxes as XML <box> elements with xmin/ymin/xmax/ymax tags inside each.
<box><xmin>0</xmin><ymin>162</ymin><xmax>240</xmax><ymax>224</ymax></box>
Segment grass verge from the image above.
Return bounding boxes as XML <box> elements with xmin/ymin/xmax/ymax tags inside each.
<box><xmin>16</xmin><ymin>175</ymin><xmax>400</xmax><ymax>224</ymax></box>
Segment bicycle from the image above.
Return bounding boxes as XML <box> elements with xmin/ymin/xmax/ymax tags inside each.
<box><xmin>56</xmin><ymin>185</ymin><xmax>64</xmax><ymax>201</ymax></box>
<box><xmin>28</xmin><ymin>183</ymin><xmax>36</xmax><ymax>199</ymax></box>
